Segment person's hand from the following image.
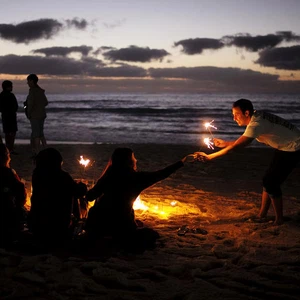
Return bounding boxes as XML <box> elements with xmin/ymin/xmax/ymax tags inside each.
<box><xmin>213</xmin><ymin>138</ymin><xmax>226</xmax><ymax>148</ymax></box>
<box><xmin>193</xmin><ymin>152</ymin><xmax>210</xmax><ymax>162</ymax></box>
<box><xmin>181</xmin><ymin>154</ymin><xmax>196</xmax><ymax>163</ymax></box>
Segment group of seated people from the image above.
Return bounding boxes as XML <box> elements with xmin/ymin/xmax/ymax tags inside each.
<box><xmin>0</xmin><ymin>144</ymin><xmax>187</xmax><ymax>253</ymax></box>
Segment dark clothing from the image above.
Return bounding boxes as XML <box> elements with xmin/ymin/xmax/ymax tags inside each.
<box><xmin>0</xmin><ymin>166</ymin><xmax>26</xmax><ymax>246</ymax></box>
<box><xmin>28</xmin><ymin>168</ymin><xmax>87</xmax><ymax>242</ymax></box>
<box><xmin>26</xmin><ymin>86</ymin><xmax>48</xmax><ymax>120</ymax></box>
<box><xmin>263</xmin><ymin>149</ymin><xmax>300</xmax><ymax>197</ymax></box>
<box><xmin>85</xmin><ymin>161</ymin><xmax>183</xmax><ymax>239</ymax></box>
<box><xmin>0</xmin><ymin>90</ymin><xmax>18</xmax><ymax>133</ymax></box>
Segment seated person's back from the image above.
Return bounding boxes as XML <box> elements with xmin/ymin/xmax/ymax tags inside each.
<box><xmin>85</xmin><ymin>147</ymin><xmax>185</xmax><ymax>244</ymax></box>
<box><xmin>28</xmin><ymin>148</ymin><xmax>86</xmax><ymax>242</ymax></box>
<box><xmin>0</xmin><ymin>144</ymin><xmax>26</xmax><ymax>246</ymax></box>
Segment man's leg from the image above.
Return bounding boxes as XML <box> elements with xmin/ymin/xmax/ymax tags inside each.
<box><xmin>41</xmin><ymin>136</ymin><xmax>47</xmax><ymax>148</ymax></box>
<box><xmin>5</xmin><ymin>132</ymin><xmax>16</xmax><ymax>152</ymax></box>
<box><xmin>29</xmin><ymin>137</ymin><xmax>40</xmax><ymax>156</ymax></box>
<box><xmin>270</xmin><ymin>195</ymin><xmax>283</xmax><ymax>225</ymax></box>
<box><xmin>257</xmin><ymin>190</ymin><xmax>271</xmax><ymax>218</ymax></box>
<box><xmin>40</xmin><ymin>119</ymin><xmax>47</xmax><ymax>148</ymax></box>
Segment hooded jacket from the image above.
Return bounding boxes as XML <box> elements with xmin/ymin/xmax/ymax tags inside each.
<box><xmin>26</xmin><ymin>86</ymin><xmax>48</xmax><ymax>119</ymax></box>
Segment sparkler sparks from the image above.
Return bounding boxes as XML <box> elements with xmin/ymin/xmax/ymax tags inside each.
<box><xmin>202</xmin><ymin>120</ymin><xmax>217</xmax><ymax>149</ymax></box>
<box><xmin>203</xmin><ymin>137</ymin><xmax>214</xmax><ymax>150</ymax></box>
<box><xmin>78</xmin><ymin>155</ymin><xmax>90</xmax><ymax>167</ymax></box>
<box><xmin>204</xmin><ymin>120</ymin><xmax>217</xmax><ymax>130</ymax></box>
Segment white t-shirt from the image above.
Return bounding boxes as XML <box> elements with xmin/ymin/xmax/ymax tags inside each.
<box><xmin>243</xmin><ymin>111</ymin><xmax>300</xmax><ymax>151</ymax></box>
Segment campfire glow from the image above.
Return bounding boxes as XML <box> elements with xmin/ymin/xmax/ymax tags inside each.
<box><xmin>133</xmin><ymin>196</ymin><xmax>200</xmax><ymax>219</ymax></box>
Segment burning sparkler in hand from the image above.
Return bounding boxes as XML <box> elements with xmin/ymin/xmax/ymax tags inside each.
<box><xmin>79</xmin><ymin>155</ymin><xmax>90</xmax><ymax>168</ymax></box>
<box><xmin>203</xmin><ymin>120</ymin><xmax>217</xmax><ymax>150</ymax></box>
<box><xmin>78</xmin><ymin>155</ymin><xmax>91</xmax><ymax>177</ymax></box>
<box><xmin>203</xmin><ymin>137</ymin><xmax>214</xmax><ymax>150</ymax></box>
<box><xmin>204</xmin><ymin>120</ymin><xmax>217</xmax><ymax>131</ymax></box>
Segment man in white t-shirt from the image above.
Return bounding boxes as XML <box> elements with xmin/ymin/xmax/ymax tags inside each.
<box><xmin>194</xmin><ymin>98</ymin><xmax>300</xmax><ymax>225</ymax></box>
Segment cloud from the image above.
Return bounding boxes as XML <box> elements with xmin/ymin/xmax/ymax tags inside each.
<box><xmin>32</xmin><ymin>46</ymin><xmax>93</xmax><ymax>57</ymax></box>
<box><xmin>11</xmin><ymin>73</ymin><xmax>300</xmax><ymax>94</ymax></box>
<box><xmin>148</xmin><ymin>66</ymin><xmax>278</xmax><ymax>85</ymax></box>
<box><xmin>255</xmin><ymin>45</ymin><xmax>300</xmax><ymax>70</ymax></box>
<box><xmin>174</xmin><ymin>38</ymin><xmax>224</xmax><ymax>54</ymax></box>
<box><xmin>103</xmin><ymin>18</ymin><xmax>126</xmax><ymax>29</ymax></box>
<box><xmin>66</xmin><ymin>18</ymin><xmax>88</xmax><ymax>29</ymax></box>
<box><xmin>93</xmin><ymin>46</ymin><xmax>116</xmax><ymax>56</ymax></box>
<box><xmin>174</xmin><ymin>32</ymin><xmax>300</xmax><ymax>55</ymax></box>
<box><xmin>0</xmin><ymin>19</ymin><xmax>63</xmax><ymax>44</ymax></box>
<box><xmin>0</xmin><ymin>54</ymin><xmax>145</xmax><ymax>77</ymax></box>
<box><xmin>102</xmin><ymin>46</ymin><xmax>170</xmax><ymax>62</ymax></box>
<box><xmin>223</xmin><ymin>31</ymin><xmax>300</xmax><ymax>52</ymax></box>
<box><xmin>91</xmin><ymin>64</ymin><xmax>147</xmax><ymax>77</ymax></box>
<box><xmin>0</xmin><ymin>18</ymin><xmax>89</xmax><ymax>44</ymax></box>
<box><xmin>1</xmin><ymin>53</ymin><xmax>299</xmax><ymax>93</ymax></box>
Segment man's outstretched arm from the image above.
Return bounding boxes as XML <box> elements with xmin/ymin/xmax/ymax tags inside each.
<box><xmin>194</xmin><ymin>135</ymin><xmax>254</xmax><ymax>161</ymax></box>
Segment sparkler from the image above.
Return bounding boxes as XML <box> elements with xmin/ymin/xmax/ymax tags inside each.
<box><xmin>204</xmin><ymin>120</ymin><xmax>217</xmax><ymax>139</ymax></box>
<box><xmin>203</xmin><ymin>137</ymin><xmax>214</xmax><ymax>150</ymax></box>
<box><xmin>204</xmin><ymin>120</ymin><xmax>217</xmax><ymax>131</ymax></box>
<box><xmin>203</xmin><ymin>120</ymin><xmax>217</xmax><ymax>150</ymax></box>
<box><xmin>76</xmin><ymin>155</ymin><xmax>93</xmax><ymax>220</ymax></box>
<box><xmin>78</xmin><ymin>155</ymin><xmax>90</xmax><ymax>168</ymax></box>
<box><xmin>78</xmin><ymin>155</ymin><xmax>94</xmax><ymax>177</ymax></box>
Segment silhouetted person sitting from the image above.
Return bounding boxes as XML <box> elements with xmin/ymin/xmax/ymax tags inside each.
<box><xmin>85</xmin><ymin>147</ymin><xmax>188</xmax><ymax>252</ymax></box>
<box><xmin>0</xmin><ymin>144</ymin><xmax>26</xmax><ymax>247</ymax></box>
<box><xmin>28</xmin><ymin>148</ymin><xmax>87</xmax><ymax>246</ymax></box>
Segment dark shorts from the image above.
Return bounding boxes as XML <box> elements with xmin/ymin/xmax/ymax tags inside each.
<box><xmin>263</xmin><ymin>149</ymin><xmax>300</xmax><ymax>197</ymax></box>
<box><xmin>30</xmin><ymin>118</ymin><xmax>45</xmax><ymax>138</ymax></box>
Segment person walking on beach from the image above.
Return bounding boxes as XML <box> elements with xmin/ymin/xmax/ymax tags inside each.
<box><xmin>25</xmin><ymin>74</ymin><xmax>48</xmax><ymax>157</ymax></box>
<box><xmin>85</xmin><ymin>147</ymin><xmax>190</xmax><ymax>252</ymax></box>
<box><xmin>0</xmin><ymin>80</ymin><xmax>19</xmax><ymax>154</ymax></box>
<box><xmin>193</xmin><ymin>98</ymin><xmax>300</xmax><ymax>225</ymax></box>
<box><xmin>0</xmin><ymin>144</ymin><xmax>27</xmax><ymax>246</ymax></box>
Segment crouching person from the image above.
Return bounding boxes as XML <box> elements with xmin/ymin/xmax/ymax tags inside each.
<box><xmin>28</xmin><ymin>148</ymin><xmax>87</xmax><ymax>246</ymax></box>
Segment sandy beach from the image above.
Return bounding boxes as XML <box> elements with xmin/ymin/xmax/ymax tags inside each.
<box><xmin>1</xmin><ymin>143</ymin><xmax>300</xmax><ymax>300</ymax></box>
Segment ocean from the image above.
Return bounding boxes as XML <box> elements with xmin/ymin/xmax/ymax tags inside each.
<box><xmin>12</xmin><ymin>93</ymin><xmax>300</xmax><ymax>147</ymax></box>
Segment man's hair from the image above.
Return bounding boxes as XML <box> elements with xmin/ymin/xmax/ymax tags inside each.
<box><xmin>233</xmin><ymin>99</ymin><xmax>254</xmax><ymax>116</ymax></box>
<box><xmin>27</xmin><ymin>74</ymin><xmax>39</xmax><ymax>83</ymax></box>
<box><xmin>2</xmin><ymin>80</ymin><xmax>12</xmax><ymax>90</ymax></box>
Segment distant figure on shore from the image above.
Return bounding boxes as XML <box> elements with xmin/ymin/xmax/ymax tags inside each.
<box><xmin>25</xmin><ymin>74</ymin><xmax>48</xmax><ymax>158</ymax></box>
<box><xmin>85</xmin><ymin>147</ymin><xmax>189</xmax><ymax>252</ymax></box>
<box><xmin>0</xmin><ymin>144</ymin><xmax>27</xmax><ymax>247</ymax></box>
<box><xmin>0</xmin><ymin>80</ymin><xmax>19</xmax><ymax>154</ymax></box>
<box><xmin>28</xmin><ymin>148</ymin><xmax>87</xmax><ymax>245</ymax></box>
<box><xmin>194</xmin><ymin>98</ymin><xmax>300</xmax><ymax>225</ymax></box>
